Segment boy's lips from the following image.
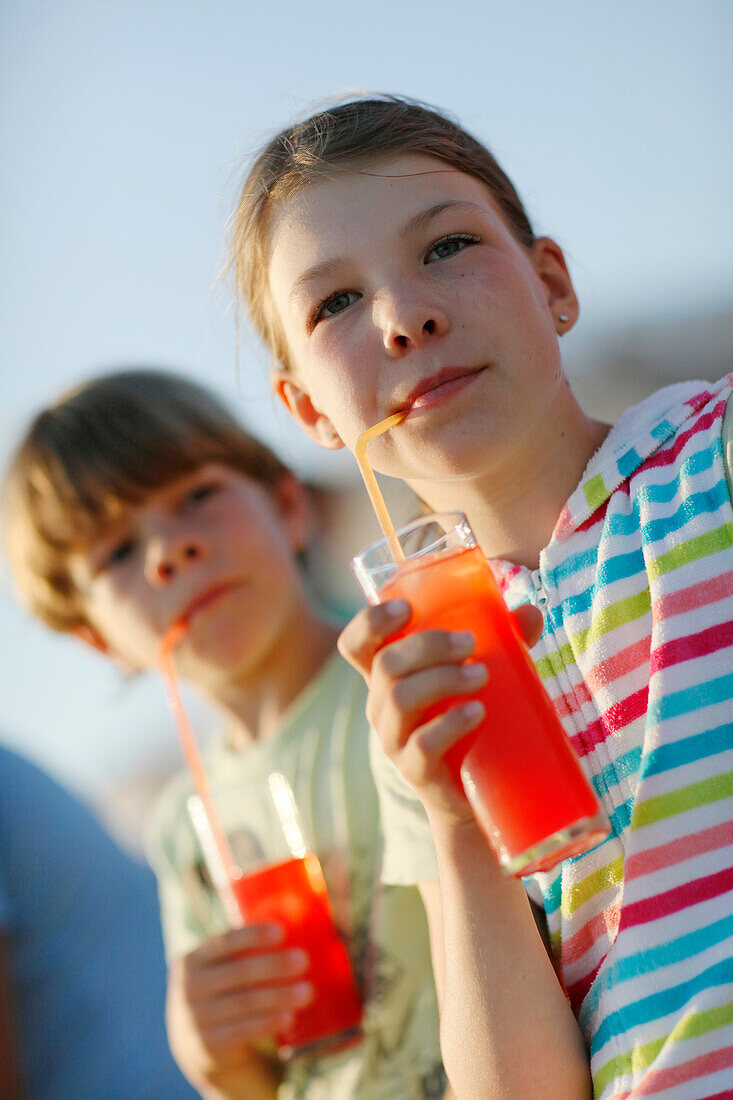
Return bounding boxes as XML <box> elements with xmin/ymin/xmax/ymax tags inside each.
<box><xmin>174</xmin><ymin>580</ymin><xmax>245</xmax><ymax>631</ymax></box>
<box><xmin>393</xmin><ymin>365</ymin><xmax>488</xmax><ymax>414</ymax></box>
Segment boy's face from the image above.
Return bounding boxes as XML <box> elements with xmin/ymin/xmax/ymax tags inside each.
<box><xmin>267</xmin><ymin>154</ymin><xmax>576</xmax><ymax>491</ymax></box>
<box><xmin>68</xmin><ymin>464</ymin><xmax>309</xmax><ymax>685</ymax></box>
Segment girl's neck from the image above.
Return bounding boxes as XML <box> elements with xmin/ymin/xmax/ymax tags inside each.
<box><xmin>411</xmin><ymin>399</ymin><xmax>609</xmax><ymax>569</ymax></box>
<box><xmin>200</xmin><ymin>610</ymin><xmax>340</xmax><ymax>751</ymax></box>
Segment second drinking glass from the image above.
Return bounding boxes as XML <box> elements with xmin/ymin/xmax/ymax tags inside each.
<box><xmin>188</xmin><ymin>772</ymin><xmax>363</xmax><ymax>1060</ymax></box>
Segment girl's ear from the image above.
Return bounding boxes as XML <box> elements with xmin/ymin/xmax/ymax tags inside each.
<box><xmin>529</xmin><ymin>237</ymin><xmax>579</xmax><ymax>335</ymax></box>
<box><xmin>271</xmin><ymin>371</ymin><xmax>344</xmax><ymax>450</ymax></box>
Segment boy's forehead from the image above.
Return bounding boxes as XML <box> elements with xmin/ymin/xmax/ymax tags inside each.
<box><xmin>71</xmin><ymin>462</ymin><xmax>257</xmax><ymax>543</ymax></box>
<box><xmin>65</xmin><ymin>467</ymin><xmax>191</xmax><ymax>548</ymax></box>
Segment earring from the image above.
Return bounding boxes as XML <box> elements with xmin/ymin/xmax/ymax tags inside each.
<box><xmin>323</xmin><ymin>427</ymin><xmax>336</xmax><ymax>443</ymax></box>
<box><xmin>558</xmin><ymin>314</ymin><xmax>569</xmax><ymax>324</ymax></box>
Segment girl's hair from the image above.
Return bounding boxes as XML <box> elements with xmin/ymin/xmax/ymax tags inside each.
<box><xmin>3</xmin><ymin>368</ymin><xmax>290</xmax><ymax>632</ymax></box>
<box><xmin>231</xmin><ymin>93</ymin><xmax>536</xmax><ymax>372</ymax></box>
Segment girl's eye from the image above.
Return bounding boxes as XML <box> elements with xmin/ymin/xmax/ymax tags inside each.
<box><xmin>425</xmin><ymin>233</ymin><xmax>479</xmax><ymax>263</ymax></box>
<box><xmin>313</xmin><ymin>290</ymin><xmax>360</xmax><ymax>324</ymax></box>
<box><xmin>105</xmin><ymin>539</ymin><xmax>135</xmax><ymax>569</ymax></box>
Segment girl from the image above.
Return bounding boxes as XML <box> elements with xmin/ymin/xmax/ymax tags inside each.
<box><xmin>229</xmin><ymin>95</ymin><xmax>733</xmax><ymax>1100</ymax></box>
<box><xmin>3</xmin><ymin>369</ymin><xmax>448</xmax><ymax>1100</ymax></box>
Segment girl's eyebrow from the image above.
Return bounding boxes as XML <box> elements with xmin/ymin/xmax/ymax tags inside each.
<box><xmin>290</xmin><ymin>258</ymin><xmax>343</xmax><ymax>304</ymax></box>
<box><xmin>399</xmin><ymin>199</ymin><xmax>484</xmax><ymax>237</ymax></box>
<box><xmin>289</xmin><ymin>199</ymin><xmax>486</xmax><ymax>304</ymax></box>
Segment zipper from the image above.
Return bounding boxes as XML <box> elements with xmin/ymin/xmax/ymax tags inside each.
<box><xmin>530</xmin><ymin>568</ymin><xmax>548</xmax><ymax>606</ymax></box>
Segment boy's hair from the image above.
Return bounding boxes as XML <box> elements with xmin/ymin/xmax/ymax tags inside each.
<box><xmin>230</xmin><ymin>93</ymin><xmax>536</xmax><ymax>373</ymax></box>
<box><xmin>3</xmin><ymin>369</ymin><xmax>290</xmax><ymax>633</ymax></box>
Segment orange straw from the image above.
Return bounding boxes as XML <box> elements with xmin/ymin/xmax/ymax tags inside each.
<box><xmin>354</xmin><ymin>411</ymin><xmax>408</xmax><ymax>562</ymax></box>
<box><xmin>159</xmin><ymin>621</ymin><xmax>243</xmax><ymax>927</ymax></box>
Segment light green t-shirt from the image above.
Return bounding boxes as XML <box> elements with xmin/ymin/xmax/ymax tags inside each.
<box><xmin>146</xmin><ymin>652</ymin><xmax>445</xmax><ymax>1100</ymax></box>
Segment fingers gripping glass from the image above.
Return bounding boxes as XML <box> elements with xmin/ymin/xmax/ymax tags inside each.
<box><xmin>352</xmin><ymin>513</ymin><xmax>609</xmax><ymax>876</ymax></box>
<box><xmin>188</xmin><ymin>774</ymin><xmax>363</xmax><ymax>1060</ymax></box>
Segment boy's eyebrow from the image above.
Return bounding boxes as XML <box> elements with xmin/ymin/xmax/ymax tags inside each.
<box><xmin>289</xmin><ymin>200</ymin><xmax>486</xmax><ymax>303</ymax></box>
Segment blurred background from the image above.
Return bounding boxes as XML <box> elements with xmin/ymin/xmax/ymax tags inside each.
<box><xmin>1</xmin><ymin>0</ymin><xmax>731</xmax><ymax>848</ymax></box>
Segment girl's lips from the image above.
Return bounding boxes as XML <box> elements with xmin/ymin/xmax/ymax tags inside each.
<box><xmin>402</xmin><ymin>366</ymin><xmax>488</xmax><ymax>414</ymax></box>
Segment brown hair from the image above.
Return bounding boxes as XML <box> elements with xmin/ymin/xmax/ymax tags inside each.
<box><xmin>3</xmin><ymin>368</ymin><xmax>290</xmax><ymax>632</ymax></box>
<box><xmin>231</xmin><ymin>94</ymin><xmax>536</xmax><ymax>372</ymax></box>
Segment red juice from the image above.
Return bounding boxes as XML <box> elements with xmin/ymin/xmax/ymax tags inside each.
<box><xmin>380</xmin><ymin>545</ymin><xmax>608</xmax><ymax>875</ymax></box>
<box><xmin>229</xmin><ymin>853</ymin><xmax>362</xmax><ymax>1057</ymax></box>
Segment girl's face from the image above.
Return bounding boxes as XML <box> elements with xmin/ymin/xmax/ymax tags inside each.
<box><xmin>266</xmin><ymin>154</ymin><xmax>577</xmax><ymax>488</ymax></box>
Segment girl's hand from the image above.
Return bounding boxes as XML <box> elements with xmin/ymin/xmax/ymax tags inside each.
<box><xmin>166</xmin><ymin>924</ymin><xmax>311</xmax><ymax>1092</ymax></box>
<box><xmin>338</xmin><ymin>600</ymin><xmax>543</xmax><ymax>823</ymax></box>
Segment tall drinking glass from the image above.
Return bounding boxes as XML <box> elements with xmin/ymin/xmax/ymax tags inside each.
<box><xmin>188</xmin><ymin>773</ymin><xmax>363</xmax><ymax>1060</ymax></box>
<box><xmin>352</xmin><ymin>512</ymin><xmax>609</xmax><ymax>876</ymax></box>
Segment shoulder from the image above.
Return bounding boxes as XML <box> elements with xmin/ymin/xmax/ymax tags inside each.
<box><xmin>616</xmin><ymin>373</ymin><xmax>733</xmax><ymax>486</ymax></box>
<box><xmin>368</xmin><ymin>729</ymin><xmax>438</xmax><ymax>885</ymax></box>
<box><xmin>298</xmin><ymin>651</ymin><xmax>372</xmax><ymax>773</ymax></box>
<box><xmin>723</xmin><ymin>388</ymin><xmax>733</xmax><ymax>494</ymax></box>
<box><xmin>314</xmin><ymin>649</ymin><xmax>369</xmax><ymax>714</ymax></box>
<box><xmin>655</xmin><ymin>373</ymin><xmax>733</xmax><ymax>488</ymax></box>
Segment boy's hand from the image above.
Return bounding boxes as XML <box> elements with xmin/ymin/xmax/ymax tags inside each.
<box><xmin>167</xmin><ymin>923</ymin><xmax>311</xmax><ymax>1094</ymax></box>
<box><xmin>338</xmin><ymin>600</ymin><xmax>543</xmax><ymax>823</ymax></box>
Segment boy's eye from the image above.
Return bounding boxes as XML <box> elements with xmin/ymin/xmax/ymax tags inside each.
<box><xmin>184</xmin><ymin>481</ymin><xmax>220</xmax><ymax>507</ymax></box>
<box><xmin>425</xmin><ymin>233</ymin><xmax>479</xmax><ymax>263</ymax></box>
<box><xmin>105</xmin><ymin>539</ymin><xmax>135</xmax><ymax>569</ymax></box>
<box><xmin>313</xmin><ymin>290</ymin><xmax>360</xmax><ymax>324</ymax></box>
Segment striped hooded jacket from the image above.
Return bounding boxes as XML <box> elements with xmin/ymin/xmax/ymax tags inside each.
<box><xmin>495</xmin><ymin>375</ymin><xmax>733</xmax><ymax>1099</ymax></box>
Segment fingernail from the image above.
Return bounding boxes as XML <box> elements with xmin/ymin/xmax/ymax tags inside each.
<box><xmin>288</xmin><ymin>948</ymin><xmax>309</xmax><ymax>969</ymax></box>
<box><xmin>461</xmin><ymin>700</ymin><xmax>485</xmax><ymax>722</ymax></box>
<box><xmin>262</xmin><ymin>924</ymin><xmax>285</xmax><ymax>943</ymax></box>
<box><xmin>461</xmin><ymin>662</ymin><xmax>487</xmax><ymax>685</ymax></box>
<box><xmin>385</xmin><ymin>599</ymin><xmax>410</xmax><ymax>617</ymax></box>
<box><xmin>449</xmin><ymin>631</ymin><xmax>475</xmax><ymax>653</ymax></box>
<box><xmin>292</xmin><ymin>981</ymin><xmax>313</xmax><ymax>1004</ymax></box>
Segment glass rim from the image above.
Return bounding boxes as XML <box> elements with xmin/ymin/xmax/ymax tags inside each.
<box><xmin>186</xmin><ymin>771</ymin><xmax>308</xmax><ymax>877</ymax></box>
<box><xmin>351</xmin><ymin>510</ymin><xmax>468</xmax><ymax>565</ymax></box>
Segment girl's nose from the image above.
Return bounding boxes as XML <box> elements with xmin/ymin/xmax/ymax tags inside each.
<box><xmin>145</xmin><ymin>536</ymin><xmax>208</xmax><ymax>586</ymax></box>
<box><xmin>376</xmin><ymin>293</ymin><xmax>449</xmax><ymax>356</ymax></box>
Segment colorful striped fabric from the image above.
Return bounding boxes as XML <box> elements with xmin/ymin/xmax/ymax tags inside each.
<box><xmin>493</xmin><ymin>375</ymin><xmax>733</xmax><ymax>1099</ymax></box>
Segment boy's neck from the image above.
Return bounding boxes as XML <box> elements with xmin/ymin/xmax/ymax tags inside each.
<box><xmin>410</xmin><ymin>401</ymin><xmax>610</xmax><ymax>570</ymax></box>
<box><xmin>201</xmin><ymin>611</ymin><xmax>340</xmax><ymax>751</ymax></box>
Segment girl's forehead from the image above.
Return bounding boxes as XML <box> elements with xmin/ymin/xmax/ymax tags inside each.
<box><xmin>273</xmin><ymin>153</ymin><xmax>485</xmax><ymax>228</ymax></box>
<box><xmin>267</xmin><ymin>153</ymin><xmax>503</xmax><ymax>278</ymax></box>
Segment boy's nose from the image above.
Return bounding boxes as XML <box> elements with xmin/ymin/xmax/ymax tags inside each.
<box><xmin>145</xmin><ymin>537</ymin><xmax>208</xmax><ymax>586</ymax></box>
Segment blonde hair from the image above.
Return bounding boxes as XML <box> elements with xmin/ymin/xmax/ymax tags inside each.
<box><xmin>3</xmin><ymin>369</ymin><xmax>290</xmax><ymax>632</ymax></box>
<box><xmin>231</xmin><ymin>94</ymin><xmax>536</xmax><ymax>372</ymax></box>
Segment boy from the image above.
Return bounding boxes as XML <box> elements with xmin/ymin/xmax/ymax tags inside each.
<box><xmin>3</xmin><ymin>368</ymin><xmax>448</xmax><ymax>1100</ymax></box>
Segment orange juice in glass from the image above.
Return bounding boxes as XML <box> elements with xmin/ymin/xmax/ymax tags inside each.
<box><xmin>188</xmin><ymin>774</ymin><xmax>363</xmax><ymax>1060</ymax></box>
<box><xmin>352</xmin><ymin>512</ymin><xmax>609</xmax><ymax>876</ymax></box>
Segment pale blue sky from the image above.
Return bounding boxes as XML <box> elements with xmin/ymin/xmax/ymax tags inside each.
<box><xmin>1</xmin><ymin>0</ymin><xmax>731</xmax><ymax>805</ymax></box>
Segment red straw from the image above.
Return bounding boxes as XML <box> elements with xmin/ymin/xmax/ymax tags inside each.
<box><xmin>158</xmin><ymin>621</ymin><xmax>243</xmax><ymax>927</ymax></box>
